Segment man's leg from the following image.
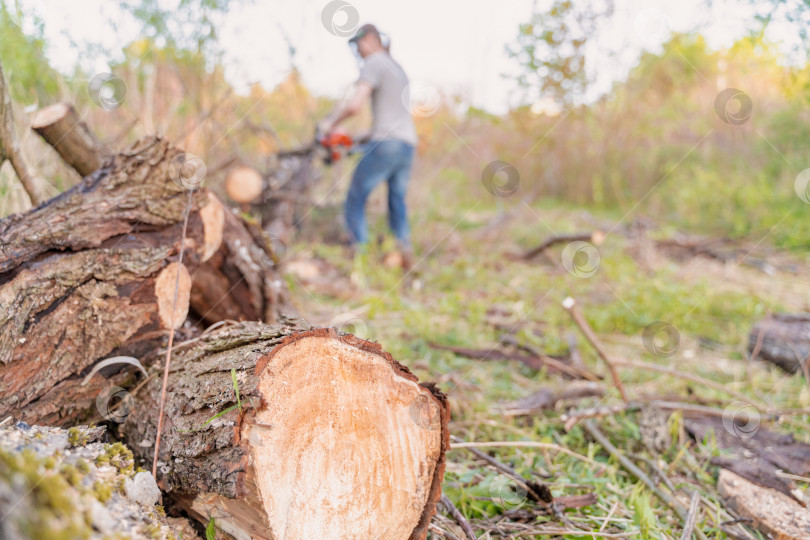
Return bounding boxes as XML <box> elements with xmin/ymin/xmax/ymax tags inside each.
<box><xmin>386</xmin><ymin>142</ymin><xmax>415</xmax><ymax>246</ymax></box>
<box><xmin>345</xmin><ymin>142</ymin><xmax>393</xmax><ymax>245</ymax></box>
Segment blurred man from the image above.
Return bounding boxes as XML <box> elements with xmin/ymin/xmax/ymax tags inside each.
<box><xmin>320</xmin><ymin>24</ymin><xmax>417</xmax><ymax>265</ymax></box>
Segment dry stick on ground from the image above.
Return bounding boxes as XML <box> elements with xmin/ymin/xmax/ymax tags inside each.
<box><xmin>524</xmin><ymin>230</ymin><xmax>606</xmax><ymax>260</ymax></box>
<box><xmin>609</xmin><ymin>359</ymin><xmax>769</xmax><ymax>411</ymax></box>
<box><xmin>680</xmin><ymin>491</ymin><xmax>701</xmax><ymax>540</ymax></box>
<box><xmin>498</xmin><ymin>334</ymin><xmax>602</xmax><ymax>381</ymax></box>
<box><xmin>0</xmin><ymin>59</ymin><xmax>46</xmax><ymax>205</ymax></box>
<box><xmin>560</xmin><ymin>400</ymin><xmax>807</xmax><ymax>431</ymax></box>
<box><xmin>451</xmin><ymin>441</ymin><xmax>606</xmax><ymax>470</ymax></box>
<box><xmin>430</xmin><ymin>341</ymin><xmax>600</xmax><ymax>381</ymax></box>
<box><xmin>449</xmin><ymin>435</ymin><xmax>552</xmax><ymax>502</ymax></box>
<box><xmin>562</xmin><ymin>297</ymin><xmax>629</xmax><ymax>401</ymax></box>
<box><xmin>440</xmin><ymin>495</ymin><xmax>478</xmax><ymax>540</ymax></box>
<box><xmin>583</xmin><ymin>420</ymin><xmax>709</xmax><ymax>540</ymax></box>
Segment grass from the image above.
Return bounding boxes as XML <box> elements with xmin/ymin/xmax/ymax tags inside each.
<box><xmin>288</xmin><ymin>189</ymin><xmax>810</xmax><ymax>538</ymax></box>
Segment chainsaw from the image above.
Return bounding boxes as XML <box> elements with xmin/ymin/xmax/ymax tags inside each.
<box><xmin>315</xmin><ymin>128</ymin><xmax>355</xmax><ymax>165</ymax></box>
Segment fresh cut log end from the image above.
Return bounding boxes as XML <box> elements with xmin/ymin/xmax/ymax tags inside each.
<box><xmin>123</xmin><ymin>324</ymin><xmax>448</xmax><ymax>540</ymax></box>
<box><xmin>246</xmin><ymin>330</ymin><xmax>448</xmax><ymax>540</ymax></box>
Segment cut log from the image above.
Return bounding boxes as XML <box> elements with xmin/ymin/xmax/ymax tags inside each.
<box><xmin>748</xmin><ymin>314</ymin><xmax>810</xmax><ymax>372</ymax></box>
<box><xmin>718</xmin><ymin>469</ymin><xmax>810</xmax><ymax>540</ymax></box>
<box><xmin>0</xmin><ymin>422</ymin><xmax>198</xmax><ymax>540</ymax></box>
<box><xmin>0</xmin><ymin>136</ymin><xmax>295</xmax><ymax>423</ymax></box>
<box><xmin>30</xmin><ymin>102</ymin><xmax>109</xmax><ymax>177</ymax></box>
<box><xmin>119</xmin><ymin>322</ymin><xmax>449</xmax><ymax>540</ymax></box>
<box><xmin>225</xmin><ymin>164</ymin><xmax>264</xmax><ymax>204</ymax></box>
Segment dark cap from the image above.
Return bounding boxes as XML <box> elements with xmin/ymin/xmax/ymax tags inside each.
<box><xmin>349</xmin><ymin>23</ymin><xmax>380</xmax><ymax>43</ymax></box>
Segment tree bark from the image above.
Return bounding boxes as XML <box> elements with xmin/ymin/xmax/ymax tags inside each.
<box><xmin>0</xmin><ymin>136</ymin><xmax>295</xmax><ymax>423</ymax></box>
<box><xmin>748</xmin><ymin>314</ymin><xmax>810</xmax><ymax>373</ymax></box>
<box><xmin>30</xmin><ymin>102</ymin><xmax>109</xmax><ymax>177</ymax></box>
<box><xmin>118</xmin><ymin>322</ymin><xmax>449</xmax><ymax>540</ymax></box>
<box><xmin>0</xmin><ymin>58</ymin><xmax>46</xmax><ymax>206</ymax></box>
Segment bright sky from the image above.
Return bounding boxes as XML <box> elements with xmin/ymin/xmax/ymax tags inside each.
<box><xmin>8</xmin><ymin>0</ymin><xmax>800</xmax><ymax>113</ymax></box>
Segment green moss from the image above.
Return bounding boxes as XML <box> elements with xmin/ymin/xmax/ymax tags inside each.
<box><xmin>0</xmin><ymin>448</ymin><xmax>91</xmax><ymax>539</ymax></box>
<box><xmin>93</xmin><ymin>481</ymin><xmax>113</xmax><ymax>503</ymax></box>
<box><xmin>102</xmin><ymin>442</ymin><xmax>135</xmax><ymax>475</ymax></box>
<box><xmin>67</xmin><ymin>426</ymin><xmax>90</xmax><ymax>447</ymax></box>
<box><xmin>60</xmin><ymin>463</ymin><xmax>83</xmax><ymax>488</ymax></box>
<box><xmin>142</xmin><ymin>522</ymin><xmax>163</xmax><ymax>539</ymax></box>
<box><xmin>75</xmin><ymin>458</ymin><xmax>90</xmax><ymax>473</ymax></box>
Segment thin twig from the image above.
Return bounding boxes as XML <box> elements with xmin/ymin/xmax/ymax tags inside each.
<box><xmin>583</xmin><ymin>420</ymin><xmax>708</xmax><ymax>540</ymax></box>
<box><xmin>679</xmin><ymin>491</ymin><xmax>701</xmax><ymax>540</ymax></box>
<box><xmin>450</xmin><ymin>435</ymin><xmax>549</xmax><ymax>500</ymax></box>
<box><xmin>440</xmin><ymin>495</ymin><xmax>477</xmax><ymax>540</ymax></box>
<box><xmin>610</xmin><ymin>359</ymin><xmax>768</xmax><ymax>410</ymax></box>
<box><xmin>152</xmin><ymin>188</ymin><xmax>193</xmax><ymax>477</ymax></box>
<box><xmin>451</xmin><ymin>441</ymin><xmax>606</xmax><ymax>470</ymax></box>
<box><xmin>562</xmin><ymin>297</ymin><xmax>629</xmax><ymax>401</ymax></box>
<box><xmin>524</xmin><ymin>230</ymin><xmax>605</xmax><ymax>260</ymax></box>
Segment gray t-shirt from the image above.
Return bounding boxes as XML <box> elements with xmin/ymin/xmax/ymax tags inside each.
<box><xmin>358</xmin><ymin>52</ymin><xmax>418</xmax><ymax>146</ymax></box>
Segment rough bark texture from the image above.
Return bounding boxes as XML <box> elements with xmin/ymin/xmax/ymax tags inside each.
<box><xmin>120</xmin><ymin>322</ymin><xmax>450</xmax><ymax>540</ymax></box>
<box><xmin>30</xmin><ymin>102</ymin><xmax>109</xmax><ymax>177</ymax></box>
<box><xmin>0</xmin><ymin>422</ymin><xmax>198</xmax><ymax>540</ymax></box>
<box><xmin>0</xmin><ymin>136</ymin><xmax>295</xmax><ymax>423</ymax></box>
<box><xmin>748</xmin><ymin>313</ymin><xmax>810</xmax><ymax>372</ymax></box>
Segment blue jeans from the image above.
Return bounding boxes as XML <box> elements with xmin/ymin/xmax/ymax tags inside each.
<box><xmin>345</xmin><ymin>139</ymin><xmax>414</xmax><ymax>246</ymax></box>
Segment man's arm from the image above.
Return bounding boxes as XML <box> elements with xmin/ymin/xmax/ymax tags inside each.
<box><xmin>321</xmin><ymin>82</ymin><xmax>373</xmax><ymax>135</ymax></box>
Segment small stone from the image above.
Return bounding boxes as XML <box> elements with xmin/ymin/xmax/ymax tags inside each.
<box><xmin>124</xmin><ymin>471</ymin><xmax>161</xmax><ymax>507</ymax></box>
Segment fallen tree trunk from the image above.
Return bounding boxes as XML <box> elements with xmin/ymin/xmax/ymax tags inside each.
<box><xmin>0</xmin><ymin>136</ymin><xmax>294</xmax><ymax>423</ymax></box>
<box><xmin>117</xmin><ymin>322</ymin><xmax>449</xmax><ymax>540</ymax></box>
<box><xmin>748</xmin><ymin>313</ymin><xmax>810</xmax><ymax>373</ymax></box>
<box><xmin>0</xmin><ymin>422</ymin><xmax>199</xmax><ymax>540</ymax></box>
<box><xmin>30</xmin><ymin>102</ymin><xmax>110</xmax><ymax>177</ymax></box>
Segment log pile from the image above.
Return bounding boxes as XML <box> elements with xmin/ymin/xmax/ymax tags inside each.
<box><xmin>0</xmin><ymin>124</ymin><xmax>450</xmax><ymax>538</ymax></box>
